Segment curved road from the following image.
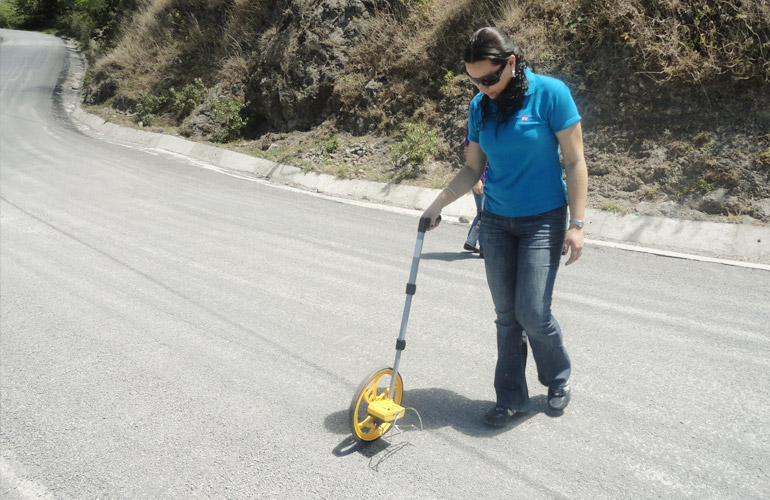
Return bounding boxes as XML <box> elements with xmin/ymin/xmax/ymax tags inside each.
<box><xmin>1</xmin><ymin>30</ymin><xmax>769</xmax><ymax>499</ymax></box>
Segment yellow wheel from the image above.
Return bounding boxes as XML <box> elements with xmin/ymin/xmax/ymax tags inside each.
<box><xmin>349</xmin><ymin>367</ymin><xmax>404</xmax><ymax>441</ymax></box>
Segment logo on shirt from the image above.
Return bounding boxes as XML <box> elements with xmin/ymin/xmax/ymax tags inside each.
<box><xmin>521</xmin><ymin>116</ymin><xmax>529</xmax><ymax>122</ymax></box>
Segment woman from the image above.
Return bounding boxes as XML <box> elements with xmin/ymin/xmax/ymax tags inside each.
<box><xmin>422</xmin><ymin>27</ymin><xmax>587</xmax><ymax>427</ymax></box>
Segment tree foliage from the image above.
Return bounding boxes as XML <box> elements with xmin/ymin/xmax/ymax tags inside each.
<box><xmin>11</xmin><ymin>0</ymin><xmax>59</xmax><ymax>27</ymax></box>
<box><xmin>8</xmin><ymin>0</ymin><xmax>134</xmax><ymax>48</ymax></box>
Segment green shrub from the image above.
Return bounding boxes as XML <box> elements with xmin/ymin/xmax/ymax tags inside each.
<box><xmin>322</xmin><ymin>134</ymin><xmax>340</xmax><ymax>154</ymax></box>
<box><xmin>61</xmin><ymin>8</ymin><xmax>96</xmax><ymax>44</ymax></box>
<box><xmin>393</xmin><ymin>121</ymin><xmax>438</xmax><ymax>167</ymax></box>
<box><xmin>698</xmin><ymin>176</ymin><xmax>715</xmax><ymax>193</ymax></box>
<box><xmin>169</xmin><ymin>78</ymin><xmax>207</xmax><ymax>117</ymax></box>
<box><xmin>136</xmin><ymin>92</ymin><xmax>166</xmax><ymax>125</ymax></box>
<box><xmin>209</xmin><ymin>96</ymin><xmax>247</xmax><ymax>143</ymax></box>
<box><xmin>82</xmin><ymin>66</ymin><xmax>94</xmax><ymax>87</ymax></box>
<box><xmin>439</xmin><ymin>70</ymin><xmax>454</xmax><ymax>93</ymax></box>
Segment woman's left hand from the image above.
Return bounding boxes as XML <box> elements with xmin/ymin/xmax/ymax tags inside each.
<box><xmin>562</xmin><ymin>228</ymin><xmax>584</xmax><ymax>265</ymax></box>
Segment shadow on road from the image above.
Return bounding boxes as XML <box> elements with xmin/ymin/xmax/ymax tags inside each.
<box><xmin>328</xmin><ymin>388</ymin><xmax>554</xmax><ymax>459</ymax></box>
<box><xmin>420</xmin><ymin>251</ymin><xmax>482</xmax><ymax>262</ymax></box>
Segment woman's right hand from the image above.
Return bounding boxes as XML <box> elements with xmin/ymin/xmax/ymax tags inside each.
<box><xmin>422</xmin><ymin>205</ymin><xmax>443</xmax><ymax>231</ymax></box>
<box><xmin>472</xmin><ymin>180</ymin><xmax>484</xmax><ymax>194</ymax></box>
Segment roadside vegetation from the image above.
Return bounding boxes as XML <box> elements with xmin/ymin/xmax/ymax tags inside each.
<box><xmin>2</xmin><ymin>0</ymin><xmax>769</xmax><ymax>222</ymax></box>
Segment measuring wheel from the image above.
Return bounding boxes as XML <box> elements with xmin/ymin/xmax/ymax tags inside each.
<box><xmin>349</xmin><ymin>216</ymin><xmax>438</xmax><ymax>442</ymax></box>
<box><xmin>349</xmin><ymin>367</ymin><xmax>404</xmax><ymax>441</ymax></box>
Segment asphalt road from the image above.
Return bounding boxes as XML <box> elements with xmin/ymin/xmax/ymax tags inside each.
<box><xmin>2</xmin><ymin>30</ymin><xmax>769</xmax><ymax>499</ymax></box>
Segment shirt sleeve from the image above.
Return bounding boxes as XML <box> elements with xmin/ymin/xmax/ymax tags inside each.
<box><xmin>467</xmin><ymin>95</ymin><xmax>482</xmax><ymax>143</ymax></box>
<box><xmin>548</xmin><ymin>80</ymin><xmax>581</xmax><ymax>133</ymax></box>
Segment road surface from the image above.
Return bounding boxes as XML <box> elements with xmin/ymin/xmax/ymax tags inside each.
<box><xmin>2</xmin><ymin>29</ymin><xmax>769</xmax><ymax>499</ymax></box>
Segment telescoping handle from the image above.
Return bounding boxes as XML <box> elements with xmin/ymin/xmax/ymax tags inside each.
<box><xmin>417</xmin><ymin>215</ymin><xmax>441</xmax><ymax>234</ymax></box>
<box><xmin>404</xmin><ymin>215</ymin><xmax>440</xmax><ymax>313</ymax></box>
<box><xmin>388</xmin><ymin>215</ymin><xmax>441</xmax><ymax>397</ymax></box>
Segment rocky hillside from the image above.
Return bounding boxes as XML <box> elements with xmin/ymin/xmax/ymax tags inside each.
<box><xmin>5</xmin><ymin>0</ymin><xmax>770</xmax><ymax>222</ymax></box>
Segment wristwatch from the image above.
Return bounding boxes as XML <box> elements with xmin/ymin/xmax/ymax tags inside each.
<box><xmin>568</xmin><ymin>219</ymin><xmax>584</xmax><ymax>229</ymax></box>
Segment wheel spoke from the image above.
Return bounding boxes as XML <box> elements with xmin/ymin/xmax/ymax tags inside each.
<box><xmin>358</xmin><ymin>416</ymin><xmax>374</xmax><ymax>432</ymax></box>
<box><xmin>363</xmin><ymin>383</ymin><xmax>378</xmax><ymax>403</ymax></box>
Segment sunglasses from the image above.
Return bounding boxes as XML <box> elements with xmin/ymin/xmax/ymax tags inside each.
<box><xmin>466</xmin><ymin>64</ymin><xmax>506</xmax><ymax>87</ymax></box>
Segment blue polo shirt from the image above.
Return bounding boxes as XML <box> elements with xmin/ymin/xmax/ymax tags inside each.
<box><xmin>467</xmin><ymin>68</ymin><xmax>581</xmax><ymax>217</ymax></box>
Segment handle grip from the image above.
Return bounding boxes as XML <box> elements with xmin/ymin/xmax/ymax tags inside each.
<box><xmin>418</xmin><ymin>215</ymin><xmax>441</xmax><ymax>233</ymax></box>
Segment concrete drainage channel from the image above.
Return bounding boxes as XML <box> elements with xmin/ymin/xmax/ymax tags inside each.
<box><xmin>61</xmin><ymin>39</ymin><xmax>770</xmax><ymax>269</ymax></box>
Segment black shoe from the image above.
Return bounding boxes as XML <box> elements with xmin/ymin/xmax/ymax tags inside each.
<box><xmin>548</xmin><ymin>383</ymin><xmax>571</xmax><ymax>411</ymax></box>
<box><xmin>484</xmin><ymin>405</ymin><xmax>516</xmax><ymax>427</ymax></box>
<box><xmin>463</xmin><ymin>243</ymin><xmax>480</xmax><ymax>253</ymax></box>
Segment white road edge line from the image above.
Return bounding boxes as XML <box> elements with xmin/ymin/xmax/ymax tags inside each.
<box><xmin>586</xmin><ymin>239</ymin><xmax>770</xmax><ymax>271</ymax></box>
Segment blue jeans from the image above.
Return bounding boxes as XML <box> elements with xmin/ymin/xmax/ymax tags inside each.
<box><xmin>479</xmin><ymin>206</ymin><xmax>571</xmax><ymax>411</ymax></box>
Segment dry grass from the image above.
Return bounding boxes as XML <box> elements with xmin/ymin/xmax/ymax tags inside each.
<box><xmin>217</xmin><ymin>55</ymin><xmax>250</xmax><ymax>88</ymax></box>
<box><xmin>94</xmin><ymin>0</ymin><xmax>268</xmax><ymax>97</ymax></box>
<box><xmin>92</xmin><ymin>0</ymin><xmax>769</xmax><ymax>112</ymax></box>
<box><xmin>223</xmin><ymin>0</ymin><xmax>272</xmax><ymax>56</ymax></box>
<box><xmin>351</xmin><ymin>0</ymin><xmax>769</xmax><ymax>88</ymax></box>
<box><xmin>94</xmin><ymin>0</ymin><xmax>174</xmax><ymax>78</ymax></box>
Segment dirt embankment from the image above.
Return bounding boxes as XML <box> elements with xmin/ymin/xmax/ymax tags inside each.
<box><xmin>79</xmin><ymin>0</ymin><xmax>770</xmax><ymax>224</ymax></box>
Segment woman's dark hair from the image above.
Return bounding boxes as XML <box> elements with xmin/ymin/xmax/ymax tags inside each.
<box><xmin>464</xmin><ymin>27</ymin><xmax>529</xmax><ymax>132</ymax></box>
